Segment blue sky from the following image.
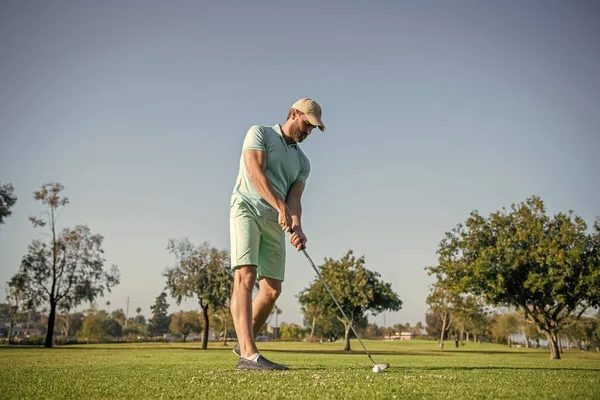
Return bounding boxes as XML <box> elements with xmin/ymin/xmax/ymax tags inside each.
<box><xmin>1</xmin><ymin>0</ymin><xmax>599</xmax><ymax>327</ymax></box>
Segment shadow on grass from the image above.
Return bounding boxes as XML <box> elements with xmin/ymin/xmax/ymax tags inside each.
<box><xmin>1</xmin><ymin>345</ymin><xmax>561</xmax><ymax>359</ymax></box>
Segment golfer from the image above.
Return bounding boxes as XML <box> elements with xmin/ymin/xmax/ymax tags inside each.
<box><xmin>229</xmin><ymin>98</ymin><xmax>326</xmax><ymax>370</ymax></box>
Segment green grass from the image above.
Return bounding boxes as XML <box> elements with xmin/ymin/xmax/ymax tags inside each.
<box><xmin>1</xmin><ymin>340</ymin><xmax>599</xmax><ymax>399</ymax></box>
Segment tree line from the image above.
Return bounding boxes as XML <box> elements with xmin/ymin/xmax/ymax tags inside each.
<box><xmin>3</xmin><ymin>183</ymin><xmax>598</xmax><ymax>360</ymax></box>
<box><xmin>2</xmin><ymin>182</ymin><xmax>402</xmax><ymax>351</ymax></box>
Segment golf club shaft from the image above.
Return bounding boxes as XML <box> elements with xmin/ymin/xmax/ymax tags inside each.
<box><xmin>299</xmin><ymin>247</ymin><xmax>378</xmax><ymax>367</ymax></box>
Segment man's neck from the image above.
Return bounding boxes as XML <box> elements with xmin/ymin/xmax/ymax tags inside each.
<box><xmin>280</xmin><ymin>123</ymin><xmax>296</xmax><ymax>145</ymax></box>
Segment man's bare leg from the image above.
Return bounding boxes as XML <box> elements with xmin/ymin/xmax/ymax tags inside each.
<box><xmin>230</xmin><ymin>266</ymin><xmax>258</xmax><ymax>358</ymax></box>
<box><xmin>251</xmin><ymin>277</ymin><xmax>282</xmax><ymax>337</ymax></box>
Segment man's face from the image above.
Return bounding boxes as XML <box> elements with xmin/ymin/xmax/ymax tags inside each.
<box><xmin>289</xmin><ymin>111</ymin><xmax>316</xmax><ymax>143</ymax></box>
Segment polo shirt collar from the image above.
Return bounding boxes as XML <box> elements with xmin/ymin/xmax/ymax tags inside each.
<box><xmin>273</xmin><ymin>124</ymin><xmax>298</xmax><ymax>148</ymax></box>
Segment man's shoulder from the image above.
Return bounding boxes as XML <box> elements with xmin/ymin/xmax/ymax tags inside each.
<box><xmin>248</xmin><ymin>124</ymin><xmax>277</xmax><ymax>135</ymax></box>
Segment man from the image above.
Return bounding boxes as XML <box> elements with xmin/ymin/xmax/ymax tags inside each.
<box><xmin>229</xmin><ymin>98</ymin><xmax>326</xmax><ymax>371</ymax></box>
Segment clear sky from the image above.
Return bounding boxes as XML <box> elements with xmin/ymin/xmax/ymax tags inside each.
<box><xmin>1</xmin><ymin>1</ymin><xmax>599</xmax><ymax>328</ymax></box>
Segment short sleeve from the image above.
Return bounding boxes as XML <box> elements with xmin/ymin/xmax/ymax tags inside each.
<box><xmin>242</xmin><ymin>125</ymin><xmax>267</xmax><ymax>152</ymax></box>
<box><xmin>296</xmin><ymin>156</ymin><xmax>311</xmax><ymax>184</ymax></box>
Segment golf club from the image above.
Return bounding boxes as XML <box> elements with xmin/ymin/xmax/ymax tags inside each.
<box><xmin>291</xmin><ymin>230</ymin><xmax>390</xmax><ymax>372</ymax></box>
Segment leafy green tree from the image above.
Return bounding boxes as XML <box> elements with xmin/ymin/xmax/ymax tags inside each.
<box><xmin>567</xmin><ymin>316</ymin><xmax>598</xmax><ymax>351</ymax></box>
<box><xmin>148</xmin><ymin>292</ymin><xmax>170</xmax><ymax>337</ymax></box>
<box><xmin>59</xmin><ymin>311</ymin><xmax>85</xmax><ymax>337</ymax></box>
<box><xmin>524</xmin><ymin>323</ymin><xmax>544</xmax><ymax>348</ymax></box>
<box><xmin>452</xmin><ymin>295</ymin><xmax>486</xmax><ymax>344</ymax></box>
<box><xmin>102</xmin><ymin>318</ymin><xmax>123</xmax><ymax>339</ymax></box>
<box><xmin>210</xmin><ymin>308</ymin><xmax>234</xmax><ymax>345</ymax></box>
<box><xmin>426</xmin><ymin>282</ymin><xmax>462</xmax><ymax>349</ymax></box>
<box><xmin>299</xmin><ymin>294</ymin><xmax>336</xmax><ymax>342</ymax></box>
<box><xmin>111</xmin><ymin>309</ymin><xmax>126</xmax><ymax>326</ymax></box>
<box><xmin>428</xmin><ymin>196</ymin><xmax>600</xmax><ymax>359</ymax></box>
<box><xmin>279</xmin><ymin>323</ymin><xmax>305</xmax><ymax>341</ymax></box>
<box><xmin>6</xmin><ymin>274</ymin><xmax>30</xmax><ymax>344</ymax></box>
<box><xmin>491</xmin><ymin>313</ymin><xmax>520</xmax><ymax>346</ymax></box>
<box><xmin>80</xmin><ymin>311</ymin><xmax>104</xmax><ymax>344</ymax></box>
<box><xmin>164</xmin><ymin>239</ymin><xmax>232</xmax><ymax>350</ymax></box>
<box><xmin>0</xmin><ymin>182</ymin><xmax>17</xmax><ymax>229</ymax></box>
<box><xmin>298</xmin><ymin>250</ymin><xmax>402</xmax><ymax>351</ymax></box>
<box><xmin>14</xmin><ymin>183</ymin><xmax>120</xmax><ymax>348</ymax></box>
<box><xmin>365</xmin><ymin>323</ymin><xmax>384</xmax><ymax>339</ymax></box>
<box><xmin>425</xmin><ymin>311</ymin><xmax>443</xmax><ymax>339</ymax></box>
<box><xmin>169</xmin><ymin>311</ymin><xmax>203</xmax><ymax>342</ymax></box>
<box><xmin>393</xmin><ymin>323</ymin><xmax>405</xmax><ymax>335</ymax></box>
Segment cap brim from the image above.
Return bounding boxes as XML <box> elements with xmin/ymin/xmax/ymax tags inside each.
<box><xmin>306</xmin><ymin>114</ymin><xmax>326</xmax><ymax>131</ymax></box>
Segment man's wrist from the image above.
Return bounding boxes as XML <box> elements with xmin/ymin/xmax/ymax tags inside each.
<box><xmin>275</xmin><ymin>199</ymin><xmax>288</xmax><ymax>213</ymax></box>
<box><xmin>292</xmin><ymin>224</ymin><xmax>303</xmax><ymax>233</ymax></box>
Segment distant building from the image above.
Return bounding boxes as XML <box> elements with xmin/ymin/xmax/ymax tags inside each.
<box><xmin>384</xmin><ymin>330</ymin><xmax>417</xmax><ymax>341</ymax></box>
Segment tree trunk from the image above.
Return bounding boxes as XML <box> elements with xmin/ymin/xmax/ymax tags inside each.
<box><xmin>459</xmin><ymin>328</ymin><xmax>464</xmax><ymax>346</ymax></box>
<box><xmin>343</xmin><ymin>323</ymin><xmax>351</xmax><ymax>352</ymax></box>
<box><xmin>439</xmin><ymin>313</ymin><xmax>447</xmax><ymax>349</ymax></box>
<box><xmin>525</xmin><ymin>336</ymin><xmax>530</xmax><ymax>348</ymax></box>
<box><xmin>202</xmin><ymin>305</ymin><xmax>209</xmax><ymax>350</ymax></box>
<box><xmin>466</xmin><ymin>331</ymin><xmax>470</xmax><ymax>342</ymax></box>
<box><xmin>45</xmin><ymin>302</ymin><xmax>57</xmax><ymax>348</ymax></box>
<box><xmin>222</xmin><ymin>317</ymin><xmax>228</xmax><ymax>346</ymax></box>
<box><xmin>546</xmin><ymin>332</ymin><xmax>561</xmax><ymax>360</ymax></box>
<box><xmin>8</xmin><ymin>322</ymin><xmax>15</xmax><ymax>345</ymax></box>
<box><xmin>558</xmin><ymin>334</ymin><xmax>563</xmax><ymax>354</ymax></box>
<box><xmin>183</xmin><ymin>334</ymin><xmax>187</xmax><ymax>343</ymax></box>
<box><xmin>310</xmin><ymin>317</ymin><xmax>316</xmax><ymax>342</ymax></box>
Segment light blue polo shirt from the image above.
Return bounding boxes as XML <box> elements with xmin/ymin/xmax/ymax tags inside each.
<box><xmin>231</xmin><ymin>124</ymin><xmax>310</xmax><ymax>221</ymax></box>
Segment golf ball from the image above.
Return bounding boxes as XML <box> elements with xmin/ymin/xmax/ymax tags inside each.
<box><xmin>372</xmin><ymin>365</ymin><xmax>382</xmax><ymax>373</ymax></box>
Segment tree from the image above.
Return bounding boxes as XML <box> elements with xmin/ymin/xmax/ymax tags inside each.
<box><xmin>491</xmin><ymin>313</ymin><xmax>520</xmax><ymax>346</ymax></box>
<box><xmin>426</xmin><ymin>283</ymin><xmax>461</xmax><ymax>349</ymax></box>
<box><xmin>428</xmin><ymin>196</ymin><xmax>600</xmax><ymax>359</ymax></box>
<box><xmin>300</xmin><ymin>302</ymin><xmax>318</xmax><ymax>342</ymax></box>
<box><xmin>366</xmin><ymin>323</ymin><xmax>384</xmax><ymax>339</ymax></box>
<box><xmin>169</xmin><ymin>311</ymin><xmax>203</xmax><ymax>342</ymax></box>
<box><xmin>111</xmin><ymin>309</ymin><xmax>126</xmax><ymax>326</ymax></box>
<box><xmin>14</xmin><ymin>183</ymin><xmax>120</xmax><ymax>347</ymax></box>
<box><xmin>210</xmin><ymin>308</ymin><xmax>234</xmax><ymax>345</ymax></box>
<box><xmin>6</xmin><ymin>274</ymin><xmax>30</xmax><ymax>344</ymax></box>
<box><xmin>148</xmin><ymin>292</ymin><xmax>170</xmax><ymax>337</ymax></box>
<box><xmin>297</xmin><ymin>250</ymin><xmax>402</xmax><ymax>351</ymax></box>
<box><xmin>279</xmin><ymin>323</ymin><xmax>305</xmax><ymax>341</ymax></box>
<box><xmin>102</xmin><ymin>318</ymin><xmax>123</xmax><ymax>339</ymax></box>
<box><xmin>0</xmin><ymin>182</ymin><xmax>17</xmax><ymax>229</ymax></box>
<box><xmin>524</xmin><ymin>322</ymin><xmax>544</xmax><ymax>348</ymax></box>
<box><xmin>300</xmin><ymin>297</ymin><xmax>345</xmax><ymax>342</ymax></box>
<box><xmin>164</xmin><ymin>239</ymin><xmax>232</xmax><ymax>350</ymax></box>
<box><xmin>425</xmin><ymin>311</ymin><xmax>443</xmax><ymax>339</ymax></box>
<box><xmin>80</xmin><ymin>309</ymin><xmax>104</xmax><ymax>344</ymax></box>
<box><xmin>452</xmin><ymin>295</ymin><xmax>486</xmax><ymax>344</ymax></box>
<box><xmin>57</xmin><ymin>311</ymin><xmax>84</xmax><ymax>337</ymax></box>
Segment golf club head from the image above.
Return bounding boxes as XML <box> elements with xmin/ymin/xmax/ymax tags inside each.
<box><xmin>376</xmin><ymin>363</ymin><xmax>390</xmax><ymax>370</ymax></box>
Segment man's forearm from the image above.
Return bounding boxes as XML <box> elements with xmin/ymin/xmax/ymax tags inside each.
<box><xmin>248</xmin><ymin>172</ymin><xmax>286</xmax><ymax>212</ymax></box>
<box><xmin>287</xmin><ymin>198</ymin><xmax>302</xmax><ymax>230</ymax></box>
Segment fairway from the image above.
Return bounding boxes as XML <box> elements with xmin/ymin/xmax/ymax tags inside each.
<box><xmin>1</xmin><ymin>340</ymin><xmax>599</xmax><ymax>399</ymax></box>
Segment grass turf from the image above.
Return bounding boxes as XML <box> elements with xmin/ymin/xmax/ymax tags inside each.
<box><xmin>1</xmin><ymin>340</ymin><xmax>599</xmax><ymax>399</ymax></box>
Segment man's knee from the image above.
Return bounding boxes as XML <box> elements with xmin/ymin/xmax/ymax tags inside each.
<box><xmin>260</xmin><ymin>279</ymin><xmax>282</xmax><ymax>303</ymax></box>
<box><xmin>233</xmin><ymin>266</ymin><xmax>257</xmax><ymax>291</ymax></box>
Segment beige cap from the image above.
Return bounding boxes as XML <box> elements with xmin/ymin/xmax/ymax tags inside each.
<box><xmin>291</xmin><ymin>98</ymin><xmax>326</xmax><ymax>131</ymax></box>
